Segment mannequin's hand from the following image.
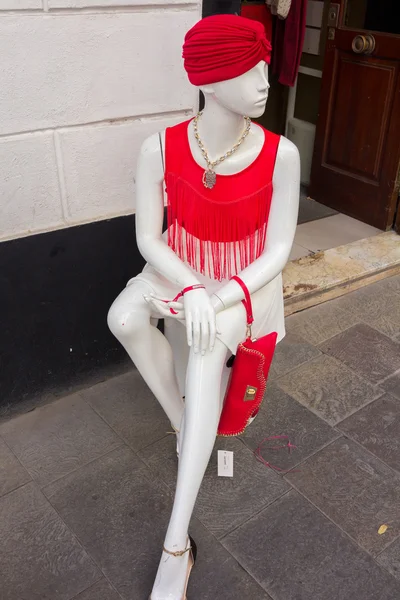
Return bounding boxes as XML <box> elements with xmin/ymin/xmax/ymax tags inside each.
<box><xmin>183</xmin><ymin>288</ymin><xmax>217</xmax><ymax>353</ymax></box>
<box><xmin>145</xmin><ymin>290</ymin><xmax>217</xmax><ymax>353</ymax></box>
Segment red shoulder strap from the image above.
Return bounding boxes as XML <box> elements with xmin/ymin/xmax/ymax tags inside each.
<box><xmin>231</xmin><ymin>275</ymin><xmax>254</xmax><ymax>327</ymax></box>
<box><xmin>258</xmin><ymin>127</ymin><xmax>280</xmax><ymax>182</ymax></box>
<box><xmin>165</xmin><ymin>120</ymin><xmax>191</xmax><ymax>177</ymax></box>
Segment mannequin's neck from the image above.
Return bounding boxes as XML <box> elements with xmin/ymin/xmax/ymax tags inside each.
<box><xmin>197</xmin><ymin>95</ymin><xmax>247</xmax><ymax>160</ymax></box>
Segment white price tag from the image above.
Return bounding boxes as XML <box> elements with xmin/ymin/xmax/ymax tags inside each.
<box><xmin>218</xmin><ymin>450</ymin><xmax>234</xmax><ymax>477</ymax></box>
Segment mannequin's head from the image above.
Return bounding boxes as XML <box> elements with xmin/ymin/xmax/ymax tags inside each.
<box><xmin>199</xmin><ymin>61</ymin><xmax>270</xmax><ymax>119</ymax></box>
<box><xmin>183</xmin><ymin>15</ymin><xmax>272</xmax><ymax>118</ymax></box>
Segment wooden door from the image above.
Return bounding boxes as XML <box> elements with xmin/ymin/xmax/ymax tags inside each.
<box><xmin>309</xmin><ymin>0</ymin><xmax>400</xmax><ymax>230</ymax></box>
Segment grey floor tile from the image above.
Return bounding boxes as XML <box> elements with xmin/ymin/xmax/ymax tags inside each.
<box><xmin>0</xmin><ymin>394</ymin><xmax>122</xmax><ymax>488</ymax></box>
<box><xmin>320</xmin><ymin>324</ymin><xmax>400</xmax><ymax>384</ymax></box>
<box><xmin>240</xmin><ymin>383</ymin><xmax>340</xmax><ymax>471</ymax></box>
<box><xmin>269</xmin><ymin>332</ymin><xmax>321</xmax><ymax>380</ymax></box>
<box><xmin>285</xmin><ymin>299</ymin><xmax>361</xmax><ymax>346</ymax></box>
<box><xmin>223</xmin><ymin>489</ymin><xmax>400</xmax><ymax>600</ymax></box>
<box><xmin>140</xmin><ymin>435</ymin><xmax>289</xmax><ymax>539</ymax></box>
<box><xmin>298</xmin><ymin>194</ymin><xmax>338</xmax><ymax>225</ymax></box>
<box><xmin>0</xmin><ymin>437</ymin><xmax>31</xmax><ymax>498</ymax></box>
<box><xmin>276</xmin><ymin>354</ymin><xmax>383</xmax><ymax>425</ymax></box>
<box><xmin>0</xmin><ymin>482</ymin><xmax>99</xmax><ymax>600</ymax></box>
<box><xmin>126</xmin><ymin>518</ymin><xmax>272</xmax><ymax>600</ymax></box>
<box><xmin>73</xmin><ymin>579</ymin><xmax>121</xmax><ymax>600</ymax></box>
<box><xmin>82</xmin><ymin>370</ymin><xmax>171</xmax><ymax>451</ymax></box>
<box><xmin>373</xmin><ymin>274</ymin><xmax>400</xmax><ymax>295</ymax></box>
<box><xmin>43</xmin><ymin>446</ymin><xmax>174</xmax><ymax>598</ymax></box>
<box><xmin>286</xmin><ymin>438</ymin><xmax>400</xmax><ymax>555</ymax></box>
<box><xmin>334</xmin><ymin>283</ymin><xmax>400</xmax><ymax>339</ymax></box>
<box><xmin>381</xmin><ymin>370</ymin><xmax>400</xmax><ymax>400</ymax></box>
<box><xmin>338</xmin><ymin>394</ymin><xmax>400</xmax><ymax>473</ymax></box>
<box><xmin>378</xmin><ymin>537</ymin><xmax>400</xmax><ymax>581</ymax></box>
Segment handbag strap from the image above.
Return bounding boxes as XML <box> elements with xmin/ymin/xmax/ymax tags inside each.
<box><xmin>231</xmin><ymin>276</ymin><xmax>254</xmax><ymax>327</ymax></box>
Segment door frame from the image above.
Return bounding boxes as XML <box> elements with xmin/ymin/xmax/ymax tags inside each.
<box><xmin>309</xmin><ymin>0</ymin><xmax>400</xmax><ymax>230</ymax></box>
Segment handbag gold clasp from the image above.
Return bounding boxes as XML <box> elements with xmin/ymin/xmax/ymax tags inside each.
<box><xmin>244</xmin><ymin>385</ymin><xmax>258</xmax><ymax>402</ymax></box>
<box><xmin>246</xmin><ymin>324</ymin><xmax>252</xmax><ymax>339</ymax></box>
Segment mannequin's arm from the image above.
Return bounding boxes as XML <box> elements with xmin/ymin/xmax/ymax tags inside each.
<box><xmin>213</xmin><ymin>136</ymin><xmax>300</xmax><ymax>310</ymax></box>
<box><xmin>136</xmin><ymin>133</ymin><xmax>201</xmax><ymax>289</ymax></box>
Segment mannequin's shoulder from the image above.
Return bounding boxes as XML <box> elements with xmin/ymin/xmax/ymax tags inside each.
<box><xmin>139</xmin><ymin>119</ymin><xmax>189</xmax><ymax>161</ymax></box>
<box><xmin>276</xmin><ymin>135</ymin><xmax>300</xmax><ymax>162</ymax></box>
<box><xmin>139</xmin><ymin>132</ymin><xmax>163</xmax><ymax>160</ymax></box>
<box><xmin>272</xmin><ymin>135</ymin><xmax>300</xmax><ymax>191</ymax></box>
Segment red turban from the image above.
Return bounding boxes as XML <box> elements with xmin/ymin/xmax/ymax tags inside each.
<box><xmin>182</xmin><ymin>14</ymin><xmax>272</xmax><ymax>86</ymax></box>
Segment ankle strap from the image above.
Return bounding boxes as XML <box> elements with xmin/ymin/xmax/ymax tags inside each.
<box><xmin>163</xmin><ymin>541</ymin><xmax>191</xmax><ymax>557</ymax></box>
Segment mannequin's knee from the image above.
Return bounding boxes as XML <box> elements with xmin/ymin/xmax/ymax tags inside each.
<box><xmin>107</xmin><ymin>300</ymin><xmax>148</xmax><ymax>342</ymax></box>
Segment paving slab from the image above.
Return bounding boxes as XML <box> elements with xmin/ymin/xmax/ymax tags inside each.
<box><xmin>381</xmin><ymin>370</ymin><xmax>400</xmax><ymax>400</ymax></box>
<box><xmin>0</xmin><ymin>437</ymin><xmax>31</xmax><ymax>498</ymax></box>
<box><xmin>223</xmin><ymin>490</ymin><xmax>400</xmax><ymax>600</ymax></box>
<box><xmin>286</xmin><ymin>438</ymin><xmax>400</xmax><ymax>555</ymax></box>
<box><xmin>0</xmin><ymin>482</ymin><xmax>99</xmax><ymax>600</ymax></box>
<box><xmin>0</xmin><ymin>393</ymin><xmax>122</xmax><ymax>488</ymax></box>
<box><xmin>285</xmin><ymin>297</ymin><xmax>361</xmax><ymax>345</ymax></box>
<box><xmin>240</xmin><ymin>383</ymin><xmax>340</xmax><ymax>471</ymax></box>
<box><xmin>73</xmin><ymin>579</ymin><xmax>122</xmax><ymax>600</ymax></box>
<box><xmin>320</xmin><ymin>323</ymin><xmax>400</xmax><ymax>384</ymax></box>
<box><xmin>139</xmin><ymin>435</ymin><xmax>289</xmax><ymax>539</ymax></box>
<box><xmin>338</xmin><ymin>393</ymin><xmax>400</xmax><ymax>473</ymax></box>
<box><xmin>377</xmin><ymin>537</ymin><xmax>400</xmax><ymax>581</ymax></box>
<box><xmin>333</xmin><ymin>280</ymin><xmax>400</xmax><ymax>339</ymax></box>
<box><xmin>126</xmin><ymin>518</ymin><xmax>273</xmax><ymax>600</ymax></box>
<box><xmin>269</xmin><ymin>332</ymin><xmax>321</xmax><ymax>380</ymax></box>
<box><xmin>43</xmin><ymin>446</ymin><xmax>173</xmax><ymax>598</ymax></box>
<box><xmin>276</xmin><ymin>353</ymin><xmax>383</xmax><ymax>425</ymax></box>
<box><xmin>83</xmin><ymin>370</ymin><xmax>171</xmax><ymax>451</ymax></box>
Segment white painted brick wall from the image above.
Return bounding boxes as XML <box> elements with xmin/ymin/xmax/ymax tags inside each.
<box><xmin>0</xmin><ymin>1</ymin><xmax>41</xmax><ymax>9</ymax></box>
<box><xmin>0</xmin><ymin>133</ymin><xmax>63</xmax><ymax>240</ymax></box>
<box><xmin>0</xmin><ymin>12</ymin><xmax>197</xmax><ymax>136</ymax></box>
<box><xmin>49</xmin><ymin>0</ymin><xmax>195</xmax><ymax>7</ymax></box>
<box><xmin>57</xmin><ymin>114</ymin><xmax>189</xmax><ymax>224</ymax></box>
<box><xmin>0</xmin><ymin>3</ymin><xmax>200</xmax><ymax>242</ymax></box>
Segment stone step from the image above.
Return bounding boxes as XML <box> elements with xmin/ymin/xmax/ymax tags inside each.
<box><xmin>283</xmin><ymin>231</ymin><xmax>400</xmax><ymax>316</ymax></box>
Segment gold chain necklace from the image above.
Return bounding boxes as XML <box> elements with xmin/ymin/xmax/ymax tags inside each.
<box><xmin>193</xmin><ymin>112</ymin><xmax>251</xmax><ymax>189</ymax></box>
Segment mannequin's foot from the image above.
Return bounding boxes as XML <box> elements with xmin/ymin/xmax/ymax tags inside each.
<box><xmin>150</xmin><ymin>537</ymin><xmax>196</xmax><ymax>600</ymax></box>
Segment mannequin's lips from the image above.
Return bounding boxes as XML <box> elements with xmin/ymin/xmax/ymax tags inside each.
<box><xmin>255</xmin><ymin>97</ymin><xmax>267</xmax><ymax>105</ymax></box>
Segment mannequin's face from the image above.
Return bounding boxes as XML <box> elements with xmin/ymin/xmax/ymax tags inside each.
<box><xmin>200</xmin><ymin>61</ymin><xmax>270</xmax><ymax>118</ymax></box>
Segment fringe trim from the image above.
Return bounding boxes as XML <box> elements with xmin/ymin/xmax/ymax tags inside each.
<box><xmin>166</xmin><ymin>174</ymin><xmax>273</xmax><ymax>281</ymax></box>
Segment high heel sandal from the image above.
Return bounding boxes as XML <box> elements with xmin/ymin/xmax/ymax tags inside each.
<box><xmin>149</xmin><ymin>536</ymin><xmax>197</xmax><ymax>600</ymax></box>
<box><xmin>168</xmin><ymin>423</ymin><xmax>181</xmax><ymax>458</ymax></box>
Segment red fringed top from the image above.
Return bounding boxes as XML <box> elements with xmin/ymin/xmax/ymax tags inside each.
<box><xmin>165</xmin><ymin>120</ymin><xmax>280</xmax><ymax>281</ymax></box>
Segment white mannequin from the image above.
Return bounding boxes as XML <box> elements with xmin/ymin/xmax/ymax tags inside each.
<box><xmin>108</xmin><ymin>60</ymin><xmax>300</xmax><ymax>598</ymax></box>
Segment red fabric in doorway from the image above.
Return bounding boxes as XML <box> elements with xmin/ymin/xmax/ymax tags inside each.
<box><xmin>272</xmin><ymin>0</ymin><xmax>308</xmax><ymax>86</ymax></box>
<box><xmin>241</xmin><ymin>3</ymin><xmax>273</xmax><ymax>43</ymax></box>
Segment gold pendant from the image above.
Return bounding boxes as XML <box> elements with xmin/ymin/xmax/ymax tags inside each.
<box><xmin>203</xmin><ymin>169</ymin><xmax>216</xmax><ymax>189</ymax></box>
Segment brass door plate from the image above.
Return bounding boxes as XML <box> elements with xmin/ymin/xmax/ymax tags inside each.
<box><xmin>327</xmin><ymin>3</ymin><xmax>340</xmax><ymax>28</ymax></box>
<box><xmin>328</xmin><ymin>27</ymin><xmax>336</xmax><ymax>40</ymax></box>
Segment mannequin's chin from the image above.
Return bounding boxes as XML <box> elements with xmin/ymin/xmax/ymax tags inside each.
<box><xmin>248</xmin><ymin>104</ymin><xmax>267</xmax><ymax>119</ymax></box>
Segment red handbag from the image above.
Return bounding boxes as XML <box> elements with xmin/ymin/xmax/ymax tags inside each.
<box><xmin>217</xmin><ymin>276</ymin><xmax>278</xmax><ymax>437</ymax></box>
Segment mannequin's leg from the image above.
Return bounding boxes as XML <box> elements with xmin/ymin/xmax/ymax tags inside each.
<box><xmin>151</xmin><ymin>339</ymin><xmax>227</xmax><ymax>599</ymax></box>
<box><xmin>107</xmin><ymin>282</ymin><xmax>184</xmax><ymax>431</ymax></box>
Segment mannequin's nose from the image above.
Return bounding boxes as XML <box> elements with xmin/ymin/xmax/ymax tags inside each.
<box><xmin>258</xmin><ymin>82</ymin><xmax>270</xmax><ymax>93</ymax></box>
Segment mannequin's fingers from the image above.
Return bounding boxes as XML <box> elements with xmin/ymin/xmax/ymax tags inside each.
<box><xmin>209</xmin><ymin>311</ymin><xmax>217</xmax><ymax>351</ymax></box>
<box><xmin>167</xmin><ymin>301</ymin><xmax>184</xmax><ymax>311</ymax></box>
<box><xmin>186</xmin><ymin>312</ymin><xmax>193</xmax><ymax>347</ymax></box>
<box><xmin>200</xmin><ymin>317</ymin><xmax>210</xmax><ymax>355</ymax></box>
<box><xmin>193</xmin><ymin>311</ymin><xmax>201</xmax><ymax>353</ymax></box>
<box><xmin>148</xmin><ymin>299</ymin><xmax>183</xmax><ymax>320</ymax></box>
<box><xmin>149</xmin><ymin>293</ymin><xmax>170</xmax><ymax>302</ymax></box>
